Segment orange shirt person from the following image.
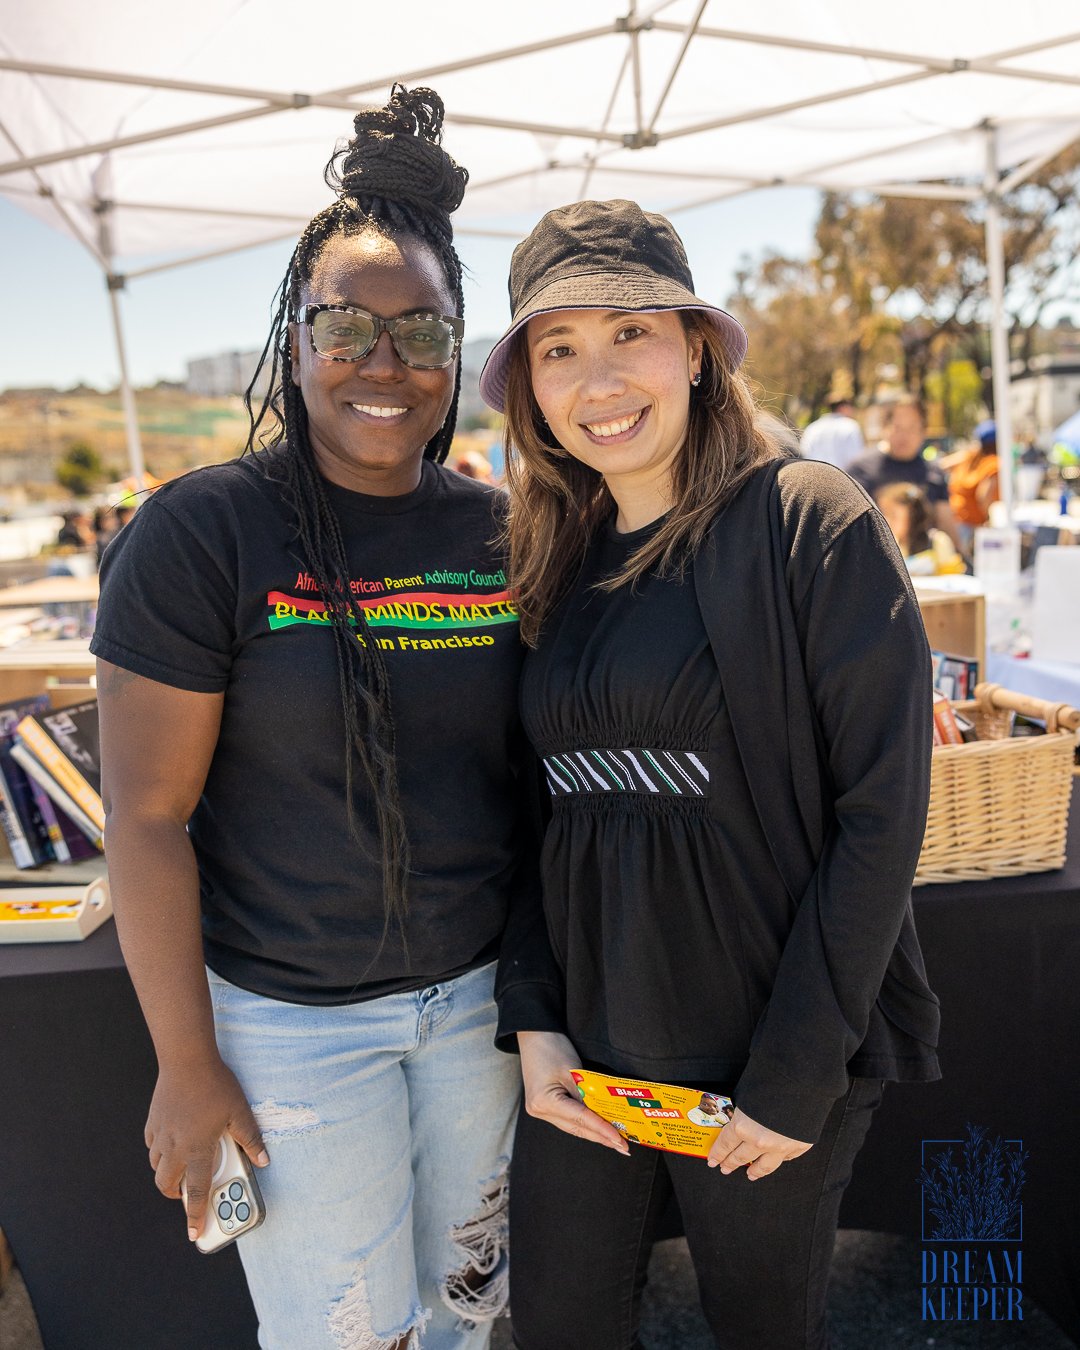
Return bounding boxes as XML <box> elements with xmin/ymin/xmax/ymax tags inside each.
<box><xmin>947</xmin><ymin>420</ymin><xmax>999</xmax><ymax>528</ymax></box>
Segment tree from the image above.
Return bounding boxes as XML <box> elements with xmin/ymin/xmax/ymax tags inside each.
<box><xmin>56</xmin><ymin>441</ymin><xmax>106</xmax><ymax>496</ymax></box>
<box><xmin>732</xmin><ymin>143</ymin><xmax>1080</xmax><ymax>421</ymax></box>
<box><xmin>728</xmin><ymin>252</ymin><xmax>900</xmax><ymax>421</ymax></box>
<box><xmin>924</xmin><ymin>357</ymin><xmax>984</xmax><ymax>441</ymax></box>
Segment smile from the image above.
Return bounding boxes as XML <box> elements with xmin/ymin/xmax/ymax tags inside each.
<box><xmin>349</xmin><ymin>403</ymin><xmax>409</xmax><ymax>420</ymax></box>
<box><xmin>581</xmin><ymin>407</ymin><xmax>648</xmax><ymax>442</ymax></box>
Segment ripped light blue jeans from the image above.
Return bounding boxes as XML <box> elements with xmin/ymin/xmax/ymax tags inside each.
<box><xmin>207</xmin><ymin>960</ymin><xmax>520</xmax><ymax>1350</ymax></box>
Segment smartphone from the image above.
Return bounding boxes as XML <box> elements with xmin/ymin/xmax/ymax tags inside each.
<box><xmin>181</xmin><ymin>1134</ymin><xmax>266</xmax><ymax>1254</ymax></box>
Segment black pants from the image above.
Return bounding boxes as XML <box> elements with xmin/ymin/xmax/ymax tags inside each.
<box><xmin>509</xmin><ymin>1077</ymin><xmax>883</xmax><ymax>1350</ymax></box>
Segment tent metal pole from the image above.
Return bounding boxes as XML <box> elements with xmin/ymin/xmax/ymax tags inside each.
<box><xmin>647</xmin><ymin>0</ymin><xmax>708</xmax><ymax>134</ymax></box>
<box><xmin>657</xmin><ymin>21</ymin><xmax>1080</xmax><ymax>78</ymax></box>
<box><xmin>105</xmin><ymin>276</ymin><xmax>147</xmax><ymax>490</ymax></box>
<box><xmin>983</xmin><ymin>124</ymin><xmax>1014</xmax><ymax>523</ymax></box>
<box><xmin>663</xmin><ymin>68</ymin><xmax>935</xmax><ymax>140</ymax></box>
<box><xmin>95</xmin><ymin>198</ymin><xmax>146</xmax><ymax>490</ymax></box>
<box><xmin>581</xmin><ymin>49</ymin><xmax>631</xmax><ymax>196</ymax></box>
<box><xmin>627</xmin><ymin>0</ymin><xmax>645</xmax><ymax>143</ymax></box>
<box><xmin>998</xmin><ymin>131</ymin><xmax>1080</xmax><ymax>194</ymax></box>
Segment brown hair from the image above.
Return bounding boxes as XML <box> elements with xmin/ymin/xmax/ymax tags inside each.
<box><xmin>501</xmin><ymin>313</ymin><xmax>782</xmax><ymax>647</ymax></box>
<box><xmin>875</xmin><ymin>481</ymin><xmax>933</xmax><ymax>556</ymax></box>
<box><xmin>882</xmin><ymin>395</ymin><xmax>927</xmax><ymax>427</ymax></box>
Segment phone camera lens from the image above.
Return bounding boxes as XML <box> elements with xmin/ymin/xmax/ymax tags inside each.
<box><xmin>228</xmin><ymin>1182</ymin><xmax>244</xmax><ymax>1201</ymax></box>
<box><xmin>235</xmin><ymin>1202</ymin><xmax>251</xmax><ymax>1222</ymax></box>
<box><xmin>217</xmin><ymin>1201</ymin><xmax>233</xmax><ymax>1220</ymax></box>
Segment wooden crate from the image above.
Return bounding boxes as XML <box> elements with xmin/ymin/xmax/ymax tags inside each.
<box><xmin>0</xmin><ymin>642</ymin><xmax>95</xmax><ymax>708</ymax></box>
<box><xmin>916</xmin><ymin>588</ymin><xmax>986</xmax><ymax>684</ymax></box>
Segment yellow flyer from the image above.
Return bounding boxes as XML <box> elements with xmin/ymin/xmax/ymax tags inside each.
<box><xmin>571</xmin><ymin>1070</ymin><xmax>733</xmax><ymax>1159</ymax></box>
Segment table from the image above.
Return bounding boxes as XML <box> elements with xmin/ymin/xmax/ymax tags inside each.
<box><xmin>987</xmin><ymin>651</ymin><xmax>1080</xmax><ymax>710</ymax></box>
<box><xmin>0</xmin><ymin>578</ymin><xmax>99</xmax><ymax>607</ymax></box>
<box><xmin>0</xmin><ymin>919</ymin><xmax>258</xmax><ymax>1348</ymax></box>
<box><xmin>840</xmin><ymin>778</ymin><xmax>1080</xmax><ymax>1345</ymax></box>
<box><xmin>2</xmin><ymin>793</ymin><xmax>1078</xmax><ymax>1348</ymax></box>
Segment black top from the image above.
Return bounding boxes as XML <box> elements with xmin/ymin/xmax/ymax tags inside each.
<box><xmin>846</xmin><ymin>447</ymin><xmax>948</xmax><ymax>505</ymax></box>
<box><xmin>521</xmin><ymin>515</ymin><xmax>785</xmax><ymax>1078</ymax></box>
<box><xmin>92</xmin><ymin>450</ymin><xmax>526</xmax><ymax>1004</ymax></box>
<box><xmin>497</xmin><ymin>459</ymin><xmax>940</xmax><ymax>1143</ymax></box>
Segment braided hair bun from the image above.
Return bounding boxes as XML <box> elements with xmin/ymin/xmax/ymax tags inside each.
<box><xmin>326</xmin><ymin>84</ymin><xmax>468</xmax><ymax>219</ymax></box>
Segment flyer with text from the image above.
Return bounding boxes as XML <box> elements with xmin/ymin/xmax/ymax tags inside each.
<box><xmin>572</xmin><ymin>1070</ymin><xmax>733</xmax><ymax>1159</ymax></box>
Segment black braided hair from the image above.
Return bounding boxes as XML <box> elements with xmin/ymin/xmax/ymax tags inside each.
<box><xmin>242</xmin><ymin>84</ymin><xmax>468</xmax><ymax>952</ymax></box>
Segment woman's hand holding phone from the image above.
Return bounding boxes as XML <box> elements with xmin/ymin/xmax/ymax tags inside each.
<box><xmin>517</xmin><ymin>1031</ymin><xmax>629</xmax><ymax>1155</ymax></box>
<box><xmin>145</xmin><ymin>1055</ymin><xmax>269</xmax><ymax>1240</ymax></box>
<box><xmin>706</xmin><ymin>1105</ymin><xmax>811</xmax><ymax>1180</ymax></box>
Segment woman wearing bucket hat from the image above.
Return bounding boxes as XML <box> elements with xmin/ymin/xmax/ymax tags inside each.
<box><xmin>482</xmin><ymin>199</ymin><xmax>941</xmax><ymax>1349</ymax></box>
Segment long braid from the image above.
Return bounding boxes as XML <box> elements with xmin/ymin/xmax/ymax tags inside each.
<box><xmin>242</xmin><ymin>85</ymin><xmax>467</xmax><ymax>947</ymax></box>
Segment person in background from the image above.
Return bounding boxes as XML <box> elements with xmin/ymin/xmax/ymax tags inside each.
<box><xmin>1016</xmin><ymin>439</ymin><xmax>1047</xmax><ymax>503</ymax></box>
<box><xmin>91</xmin><ymin>86</ymin><xmax>522</xmax><ymax>1349</ymax></box>
<box><xmin>92</xmin><ymin>506</ymin><xmax>117</xmax><ymax>565</ymax></box>
<box><xmin>453</xmin><ymin>448</ymin><xmax>494</xmax><ymax>481</ymax></box>
<box><xmin>847</xmin><ymin>396</ymin><xmax>962</xmax><ymax>549</ymax></box>
<box><xmin>942</xmin><ymin>419</ymin><xmax>999</xmax><ymax>552</ymax></box>
<box><xmin>56</xmin><ymin>511</ymin><xmax>93</xmax><ymax>550</ymax></box>
<box><xmin>874</xmin><ymin>482</ymin><xmax>964</xmax><ymax>576</ymax></box>
<box><xmin>480</xmin><ymin>198</ymin><xmax>940</xmax><ymax>1350</ymax></box>
<box><xmin>798</xmin><ymin>391</ymin><xmax>865</xmax><ymax>472</ymax></box>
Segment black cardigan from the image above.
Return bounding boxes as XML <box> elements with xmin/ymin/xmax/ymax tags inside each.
<box><xmin>496</xmin><ymin>457</ymin><xmax>941</xmax><ymax>1142</ymax></box>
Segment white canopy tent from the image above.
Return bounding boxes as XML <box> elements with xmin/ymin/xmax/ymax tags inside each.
<box><xmin>3</xmin><ymin>0</ymin><xmax>1080</xmax><ymax>516</ymax></box>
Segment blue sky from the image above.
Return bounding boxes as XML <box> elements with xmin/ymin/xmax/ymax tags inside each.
<box><xmin>0</xmin><ymin>187</ymin><xmax>824</xmax><ymax>391</ymax></box>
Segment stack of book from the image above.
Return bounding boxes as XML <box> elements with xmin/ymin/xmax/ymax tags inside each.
<box><xmin>930</xmin><ymin>649</ymin><xmax>980</xmax><ymax>701</ymax></box>
<box><xmin>0</xmin><ymin>695</ymin><xmax>103</xmax><ymax>868</ymax></box>
<box><xmin>0</xmin><ymin>694</ymin><xmax>110</xmax><ymax>942</ymax></box>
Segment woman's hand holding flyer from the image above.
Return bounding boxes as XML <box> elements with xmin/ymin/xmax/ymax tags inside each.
<box><xmin>706</xmin><ymin>1107</ymin><xmax>812</xmax><ymax>1180</ymax></box>
<box><xmin>517</xmin><ymin>1032</ymin><xmax>630</xmax><ymax>1155</ymax></box>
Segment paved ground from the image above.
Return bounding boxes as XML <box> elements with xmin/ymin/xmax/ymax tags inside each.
<box><xmin>4</xmin><ymin>1231</ymin><xmax>1072</xmax><ymax>1348</ymax></box>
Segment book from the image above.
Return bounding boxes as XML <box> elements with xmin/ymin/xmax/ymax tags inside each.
<box><xmin>0</xmin><ymin>876</ymin><xmax>111</xmax><ymax>943</ymax></box>
<box><xmin>929</xmin><ymin>650</ymin><xmax>980</xmax><ymax>702</ymax></box>
<box><xmin>10</xmin><ymin>743</ymin><xmax>104</xmax><ymax>850</ymax></box>
<box><xmin>15</xmin><ymin>700</ymin><xmax>103</xmax><ymax>835</ymax></box>
<box><xmin>932</xmin><ymin>691</ymin><xmax>964</xmax><ymax>746</ymax></box>
<box><xmin>0</xmin><ymin>695</ymin><xmax>54</xmax><ymax>868</ymax></box>
<box><xmin>26</xmin><ymin>776</ymin><xmax>70</xmax><ymax>862</ymax></box>
<box><xmin>27</xmin><ymin>779</ymin><xmax>98</xmax><ymax>861</ymax></box>
<box><xmin>571</xmin><ymin>1069</ymin><xmax>734</xmax><ymax>1159</ymax></box>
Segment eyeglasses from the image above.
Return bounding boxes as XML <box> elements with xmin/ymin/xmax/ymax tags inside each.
<box><xmin>296</xmin><ymin>303</ymin><xmax>463</xmax><ymax>370</ymax></box>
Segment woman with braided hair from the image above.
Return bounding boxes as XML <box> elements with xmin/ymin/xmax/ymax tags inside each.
<box><xmin>93</xmin><ymin>87</ymin><xmax>522</xmax><ymax>1348</ymax></box>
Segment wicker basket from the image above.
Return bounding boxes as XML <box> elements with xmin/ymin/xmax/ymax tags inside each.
<box><xmin>914</xmin><ymin>683</ymin><xmax>1080</xmax><ymax>885</ymax></box>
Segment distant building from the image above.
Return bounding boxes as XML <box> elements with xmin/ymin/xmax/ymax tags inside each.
<box><xmin>186</xmin><ymin>350</ymin><xmax>268</xmax><ymax>400</ymax></box>
<box><xmin>1010</xmin><ymin>355</ymin><xmax>1080</xmax><ymax>442</ymax></box>
<box><xmin>0</xmin><ymin>450</ymin><xmax>56</xmax><ymax>487</ymax></box>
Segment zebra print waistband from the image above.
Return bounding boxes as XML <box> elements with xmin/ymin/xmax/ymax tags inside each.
<box><xmin>543</xmin><ymin>748</ymin><xmax>710</xmax><ymax>798</ymax></box>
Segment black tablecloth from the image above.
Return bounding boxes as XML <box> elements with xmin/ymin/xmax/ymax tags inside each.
<box><xmin>841</xmin><ymin>780</ymin><xmax>1080</xmax><ymax>1344</ymax></box>
<box><xmin>2</xmin><ymin>785</ymin><xmax>1078</xmax><ymax>1347</ymax></box>
<box><xmin>0</xmin><ymin>922</ymin><xmax>258</xmax><ymax>1348</ymax></box>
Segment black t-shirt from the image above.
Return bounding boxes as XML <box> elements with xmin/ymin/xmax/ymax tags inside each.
<box><xmin>519</xmin><ymin>515</ymin><xmax>789</xmax><ymax>1082</ymax></box>
<box><xmin>92</xmin><ymin>450</ymin><xmax>526</xmax><ymax>1004</ymax></box>
<box><xmin>846</xmin><ymin>447</ymin><xmax>948</xmax><ymax>505</ymax></box>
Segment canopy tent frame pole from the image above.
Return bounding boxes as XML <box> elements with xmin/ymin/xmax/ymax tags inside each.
<box><xmin>95</xmin><ymin>198</ymin><xmax>146</xmax><ymax>491</ymax></box>
<box><xmin>983</xmin><ymin>122</ymin><xmax>1014</xmax><ymax>522</ymax></box>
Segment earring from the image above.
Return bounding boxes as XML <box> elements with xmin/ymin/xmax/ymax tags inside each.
<box><xmin>690</xmin><ymin>372</ymin><xmax>702</xmax><ymax>388</ymax></box>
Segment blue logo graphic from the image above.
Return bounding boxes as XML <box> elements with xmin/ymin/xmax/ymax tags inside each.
<box><xmin>920</xmin><ymin>1124</ymin><xmax>1026</xmax><ymax>1242</ymax></box>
